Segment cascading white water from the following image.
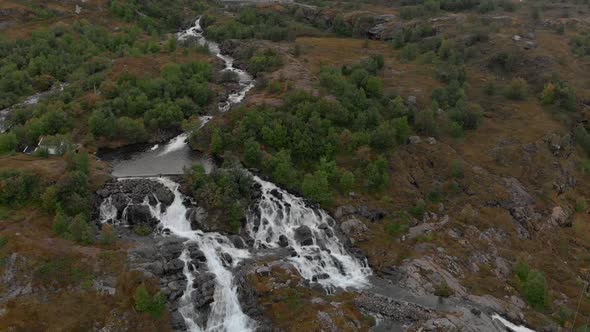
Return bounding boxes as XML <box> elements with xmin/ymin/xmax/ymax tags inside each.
<box><xmin>151</xmin><ymin>178</ymin><xmax>254</xmax><ymax>332</ymax></box>
<box><xmin>177</xmin><ymin>18</ymin><xmax>254</xmax><ymax>112</ymax></box>
<box><xmin>99</xmin><ymin>177</ymin><xmax>255</xmax><ymax>332</ymax></box>
<box><xmin>492</xmin><ymin>314</ymin><xmax>536</xmax><ymax>332</ymax></box>
<box><xmin>248</xmin><ymin>177</ymin><xmax>372</xmax><ymax>290</ymax></box>
<box><xmin>98</xmin><ymin>17</ymin><xmax>372</xmax><ymax>332</ymax></box>
<box><xmin>99</xmin><ymin>196</ymin><xmax>118</xmax><ymax>224</ymax></box>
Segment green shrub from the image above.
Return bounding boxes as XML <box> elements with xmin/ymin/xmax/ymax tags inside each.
<box><xmin>504</xmin><ymin>78</ymin><xmax>528</xmax><ymax>100</ymax></box>
<box><xmin>339</xmin><ymin>170</ymin><xmax>355</xmax><ymax>193</ymax></box>
<box><xmin>400</xmin><ymin>43</ymin><xmax>419</xmax><ymax>62</ymax></box>
<box><xmin>185</xmin><ymin>166</ymin><xmax>253</xmax><ymax>233</ymax></box>
<box><xmin>365</xmin><ymin>157</ymin><xmax>389</xmax><ymax>192</ymax></box>
<box><xmin>386</xmin><ymin>213</ymin><xmax>410</xmax><ymax>237</ymax></box>
<box><xmin>0</xmin><ymin>133</ymin><xmax>18</xmax><ymax>155</ymax></box>
<box><xmin>302</xmin><ymin>170</ymin><xmax>332</xmax><ymax>205</ymax></box>
<box><xmin>434</xmin><ymin>282</ymin><xmax>454</xmax><ymax>297</ymax></box>
<box><xmin>134</xmin><ymin>284</ymin><xmax>166</xmax><ymax>319</ymax></box>
<box><xmin>409</xmin><ymin>199</ymin><xmax>426</xmax><ymax>219</ymax></box>
<box><xmin>514</xmin><ymin>262</ymin><xmax>549</xmax><ymax>310</ymax></box>
<box><xmin>68</xmin><ymin>214</ymin><xmax>94</xmax><ymax>244</ymax></box>
<box><xmin>0</xmin><ymin>170</ymin><xmax>40</xmax><ymax>207</ymax></box>
<box><xmin>41</xmin><ymin>186</ymin><xmax>59</xmax><ymax>213</ymax></box>
<box><xmin>243</xmin><ymin>139</ymin><xmax>263</xmax><ymax>168</ymax></box>
<box><xmin>541</xmin><ymin>81</ymin><xmax>576</xmax><ymax>112</ymax></box>
<box><xmin>451</xmin><ymin>160</ymin><xmax>464</xmax><ymax>178</ymax></box>
<box><xmin>576</xmin><ymin>197</ymin><xmax>587</xmax><ymax>213</ymax></box>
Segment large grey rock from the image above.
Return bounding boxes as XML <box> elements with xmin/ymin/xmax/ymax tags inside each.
<box><xmin>340</xmin><ymin>217</ymin><xmax>368</xmax><ymax>243</ymax></box>
<box><xmin>192</xmin><ymin>272</ymin><xmax>216</xmax><ymax>309</ymax></box>
<box><xmin>186</xmin><ymin>207</ymin><xmax>207</xmax><ymax>231</ymax></box>
<box><xmin>125</xmin><ymin>204</ymin><xmax>158</xmax><ymax>227</ymax></box>
<box><xmin>294</xmin><ymin>225</ymin><xmax>313</xmax><ymax>246</ymax></box>
<box><xmin>158</xmin><ymin>237</ymin><xmax>185</xmax><ymax>261</ymax></box>
<box><xmin>154</xmin><ymin>186</ymin><xmax>175</xmax><ymax>206</ymax></box>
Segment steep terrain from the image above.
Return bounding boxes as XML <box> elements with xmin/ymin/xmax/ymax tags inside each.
<box><xmin>1</xmin><ymin>0</ymin><xmax>590</xmax><ymax>331</ymax></box>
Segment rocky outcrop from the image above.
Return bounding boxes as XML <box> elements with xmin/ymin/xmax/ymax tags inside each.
<box><xmin>128</xmin><ymin>236</ymin><xmax>189</xmax><ymax>330</ymax></box>
<box><xmin>339</xmin><ymin>217</ymin><xmax>368</xmax><ymax>244</ymax></box>
<box><xmin>355</xmin><ymin>292</ymin><xmax>434</xmax><ymax>323</ymax></box>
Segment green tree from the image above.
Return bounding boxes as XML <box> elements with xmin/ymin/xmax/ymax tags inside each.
<box><xmin>365</xmin><ymin>76</ymin><xmax>383</xmax><ymax>98</ymax></box>
<box><xmin>365</xmin><ymin>157</ymin><xmax>390</xmax><ymax>192</ymax></box>
<box><xmin>392</xmin><ymin>117</ymin><xmax>410</xmax><ymax>144</ymax></box>
<box><xmin>302</xmin><ymin>170</ymin><xmax>332</xmax><ymax>205</ymax></box>
<box><xmin>144</xmin><ymin>101</ymin><xmax>184</xmax><ymax>130</ymax></box>
<box><xmin>68</xmin><ymin>214</ymin><xmax>94</xmax><ymax>244</ymax></box>
<box><xmin>0</xmin><ymin>133</ymin><xmax>18</xmax><ymax>155</ymax></box>
<box><xmin>339</xmin><ymin>170</ymin><xmax>356</xmax><ymax>193</ymax></box>
<box><xmin>134</xmin><ymin>284</ymin><xmax>166</xmax><ymax>319</ymax></box>
<box><xmin>244</xmin><ymin>138</ymin><xmax>263</xmax><ymax>168</ymax></box>
<box><xmin>88</xmin><ymin>110</ymin><xmax>116</xmax><ymax>138</ymax></box>
<box><xmin>271</xmin><ymin>149</ymin><xmax>296</xmax><ymax>189</ymax></box>
<box><xmin>210</xmin><ymin>128</ymin><xmax>224</xmax><ymax>156</ymax></box>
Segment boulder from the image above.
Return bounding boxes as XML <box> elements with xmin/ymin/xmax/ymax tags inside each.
<box><xmin>186</xmin><ymin>207</ymin><xmax>207</xmax><ymax>231</ymax></box>
<box><xmin>154</xmin><ymin>186</ymin><xmax>175</xmax><ymax>206</ymax></box>
<box><xmin>192</xmin><ymin>272</ymin><xmax>216</xmax><ymax>309</ymax></box>
<box><xmin>294</xmin><ymin>225</ymin><xmax>313</xmax><ymax>246</ymax></box>
<box><xmin>125</xmin><ymin>204</ymin><xmax>158</xmax><ymax>228</ymax></box>
<box><xmin>340</xmin><ymin>217</ymin><xmax>368</xmax><ymax>243</ymax></box>
<box><xmin>409</xmin><ymin>136</ymin><xmax>422</xmax><ymax>144</ymax></box>
<box><xmin>158</xmin><ymin>237</ymin><xmax>185</xmax><ymax>261</ymax></box>
<box><xmin>230</xmin><ymin>235</ymin><xmax>246</xmax><ymax>249</ymax></box>
<box><xmin>548</xmin><ymin>206</ymin><xmax>571</xmax><ymax>227</ymax></box>
<box><xmin>278</xmin><ymin>234</ymin><xmax>289</xmax><ymax>247</ymax></box>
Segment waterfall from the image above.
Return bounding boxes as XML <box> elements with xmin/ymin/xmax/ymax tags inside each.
<box><xmin>177</xmin><ymin>17</ymin><xmax>255</xmax><ymax>112</ymax></box>
<box><xmin>153</xmin><ymin>178</ymin><xmax>254</xmax><ymax>332</ymax></box>
<box><xmin>248</xmin><ymin>176</ymin><xmax>372</xmax><ymax>290</ymax></box>
<box><xmin>96</xmin><ymin>17</ymin><xmax>371</xmax><ymax>332</ymax></box>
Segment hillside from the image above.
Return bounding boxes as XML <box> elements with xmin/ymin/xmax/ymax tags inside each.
<box><xmin>1</xmin><ymin>0</ymin><xmax>590</xmax><ymax>331</ymax></box>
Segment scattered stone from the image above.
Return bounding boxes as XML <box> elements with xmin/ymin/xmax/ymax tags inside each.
<box><xmin>548</xmin><ymin>206</ymin><xmax>571</xmax><ymax>227</ymax></box>
<box><xmin>355</xmin><ymin>292</ymin><xmax>433</xmax><ymax>323</ymax></box>
<box><xmin>256</xmin><ymin>266</ymin><xmax>271</xmax><ymax>277</ymax></box>
<box><xmin>409</xmin><ymin>136</ymin><xmax>422</xmax><ymax>144</ymax></box>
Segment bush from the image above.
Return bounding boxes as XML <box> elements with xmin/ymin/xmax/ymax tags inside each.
<box><xmin>434</xmin><ymin>282</ymin><xmax>454</xmax><ymax>297</ymax></box>
<box><xmin>0</xmin><ymin>133</ymin><xmax>18</xmax><ymax>155</ymax></box>
<box><xmin>68</xmin><ymin>214</ymin><xmax>94</xmax><ymax>244</ymax></box>
<box><xmin>504</xmin><ymin>78</ymin><xmax>528</xmax><ymax>100</ymax></box>
<box><xmin>541</xmin><ymin>81</ymin><xmax>576</xmax><ymax>112</ymax></box>
<box><xmin>243</xmin><ymin>139</ymin><xmax>263</xmax><ymax>168</ymax></box>
<box><xmin>100</xmin><ymin>224</ymin><xmax>116</xmax><ymax>245</ymax></box>
<box><xmin>386</xmin><ymin>213</ymin><xmax>410</xmax><ymax>236</ymax></box>
<box><xmin>41</xmin><ymin>186</ymin><xmax>59</xmax><ymax>213</ymax></box>
<box><xmin>576</xmin><ymin>197</ymin><xmax>587</xmax><ymax>213</ymax></box>
<box><xmin>339</xmin><ymin>170</ymin><xmax>355</xmax><ymax>193</ymax></box>
<box><xmin>302</xmin><ymin>170</ymin><xmax>332</xmax><ymax>205</ymax></box>
<box><xmin>400</xmin><ymin>43</ymin><xmax>419</xmax><ymax>62</ymax></box>
<box><xmin>134</xmin><ymin>284</ymin><xmax>166</xmax><ymax>319</ymax></box>
<box><xmin>365</xmin><ymin>157</ymin><xmax>389</xmax><ymax>192</ymax></box>
<box><xmin>0</xmin><ymin>170</ymin><xmax>40</xmax><ymax>207</ymax></box>
<box><xmin>514</xmin><ymin>262</ymin><xmax>549</xmax><ymax>310</ymax></box>
<box><xmin>185</xmin><ymin>165</ymin><xmax>253</xmax><ymax>233</ymax></box>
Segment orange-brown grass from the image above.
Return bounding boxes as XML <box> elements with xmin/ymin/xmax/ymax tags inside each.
<box><xmin>295</xmin><ymin>37</ymin><xmax>442</xmax><ymax>102</ymax></box>
<box><xmin>248</xmin><ymin>265</ymin><xmax>373</xmax><ymax>331</ymax></box>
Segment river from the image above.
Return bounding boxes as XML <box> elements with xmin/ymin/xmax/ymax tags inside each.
<box><xmin>98</xmin><ymin>17</ymin><xmax>371</xmax><ymax>332</ymax></box>
<box><xmin>96</xmin><ymin>17</ymin><xmax>536</xmax><ymax>332</ymax></box>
